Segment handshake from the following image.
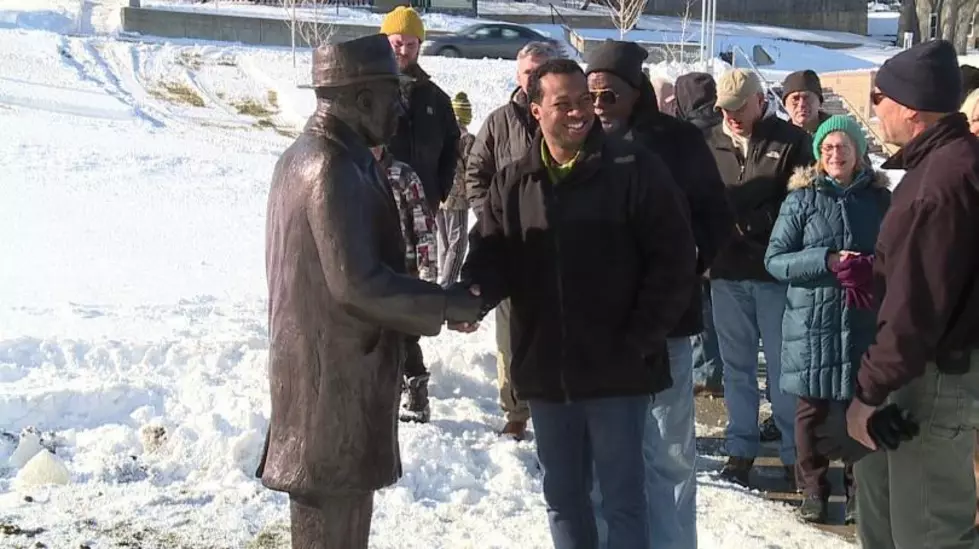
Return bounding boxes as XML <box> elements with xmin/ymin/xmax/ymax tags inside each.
<box><xmin>443</xmin><ymin>282</ymin><xmax>493</xmax><ymax>333</ymax></box>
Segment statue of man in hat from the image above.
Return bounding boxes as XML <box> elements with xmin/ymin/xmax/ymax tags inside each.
<box><xmin>258</xmin><ymin>33</ymin><xmax>485</xmax><ymax>549</ymax></box>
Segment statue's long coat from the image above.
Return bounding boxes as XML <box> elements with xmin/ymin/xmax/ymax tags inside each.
<box><xmin>258</xmin><ymin>107</ymin><xmax>447</xmax><ymax>497</ymax></box>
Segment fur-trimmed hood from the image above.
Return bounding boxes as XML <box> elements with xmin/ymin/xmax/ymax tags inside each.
<box><xmin>787</xmin><ymin>165</ymin><xmax>891</xmax><ymax>192</ymax></box>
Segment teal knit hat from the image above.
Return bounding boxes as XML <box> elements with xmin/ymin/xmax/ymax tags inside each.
<box><xmin>812</xmin><ymin>115</ymin><xmax>867</xmax><ymax>161</ymax></box>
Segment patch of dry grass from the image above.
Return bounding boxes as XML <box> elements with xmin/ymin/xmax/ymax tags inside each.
<box><xmin>150</xmin><ymin>81</ymin><xmax>205</xmax><ymax>108</ymax></box>
<box><xmin>233</xmin><ymin>98</ymin><xmax>276</xmax><ymax>118</ymax></box>
<box><xmin>176</xmin><ymin>52</ymin><xmax>202</xmax><ymax>70</ymax></box>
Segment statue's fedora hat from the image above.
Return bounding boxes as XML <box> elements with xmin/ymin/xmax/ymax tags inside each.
<box><xmin>305</xmin><ymin>34</ymin><xmax>413</xmax><ymax>89</ymax></box>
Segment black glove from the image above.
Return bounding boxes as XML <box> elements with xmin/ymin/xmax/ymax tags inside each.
<box><xmin>867</xmin><ymin>403</ymin><xmax>920</xmax><ymax>450</ymax></box>
<box><xmin>443</xmin><ymin>284</ymin><xmax>484</xmax><ymax>325</ymax></box>
<box><xmin>813</xmin><ymin>402</ymin><xmax>920</xmax><ymax>464</ymax></box>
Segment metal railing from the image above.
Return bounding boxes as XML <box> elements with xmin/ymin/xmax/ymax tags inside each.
<box><xmin>549</xmin><ymin>3</ymin><xmax>586</xmax><ymax>57</ymax></box>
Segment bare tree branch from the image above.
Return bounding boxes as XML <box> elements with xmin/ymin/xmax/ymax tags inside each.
<box><xmin>659</xmin><ymin>0</ymin><xmax>699</xmax><ymax>64</ymax></box>
<box><xmin>605</xmin><ymin>0</ymin><xmax>651</xmax><ymax>39</ymax></box>
<box><xmin>282</xmin><ymin>0</ymin><xmax>336</xmax><ymax>50</ymax></box>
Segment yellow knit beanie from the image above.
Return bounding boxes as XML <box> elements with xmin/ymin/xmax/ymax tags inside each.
<box><xmin>380</xmin><ymin>6</ymin><xmax>425</xmax><ymax>41</ymax></box>
<box><xmin>452</xmin><ymin>92</ymin><xmax>472</xmax><ymax>126</ymax></box>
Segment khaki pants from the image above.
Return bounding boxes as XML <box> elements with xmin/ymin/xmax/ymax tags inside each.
<box><xmin>495</xmin><ymin>299</ymin><xmax>530</xmax><ymax>423</ymax></box>
<box><xmin>855</xmin><ymin>354</ymin><xmax>979</xmax><ymax>549</ymax></box>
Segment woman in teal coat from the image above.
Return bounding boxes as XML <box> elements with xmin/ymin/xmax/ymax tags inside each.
<box><xmin>765</xmin><ymin>115</ymin><xmax>890</xmax><ymax>525</ymax></box>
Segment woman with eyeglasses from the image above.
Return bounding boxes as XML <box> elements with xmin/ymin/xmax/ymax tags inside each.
<box><xmin>764</xmin><ymin>115</ymin><xmax>891</xmax><ymax>525</ymax></box>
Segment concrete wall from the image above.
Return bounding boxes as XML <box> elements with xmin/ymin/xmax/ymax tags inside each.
<box><xmin>644</xmin><ymin>0</ymin><xmax>868</xmax><ymax>36</ymax></box>
<box><xmin>819</xmin><ymin>69</ymin><xmax>875</xmax><ymax>120</ymax></box>
<box><xmin>121</xmin><ymin>7</ymin><xmax>452</xmax><ymax>47</ymax></box>
<box><xmin>818</xmin><ymin>69</ymin><xmax>899</xmax><ymax>155</ymax></box>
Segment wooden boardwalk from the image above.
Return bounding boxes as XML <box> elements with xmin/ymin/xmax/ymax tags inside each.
<box><xmin>694</xmin><ymin>395</ymin><xmax>857</xmax><ymax>544</ymax></box>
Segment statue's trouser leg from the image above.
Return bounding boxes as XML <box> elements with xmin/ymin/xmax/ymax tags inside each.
<box><xmin>289</xmin><ymin>491</ymin><xmax>374</xmax><ymax>549</ymax></box>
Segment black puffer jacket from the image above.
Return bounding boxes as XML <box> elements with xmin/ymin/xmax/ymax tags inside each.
<box><xmin>387</xmin><ymin>64</ymin><xmax>460</xmax><ymax>211</ymax></box>
<box><xmin>706</xmin><ymin>115</ymin><xmax>814</xmax><ymax>281</ymax></box>
<box><xmin>462</xmin><ymin>124</ymin><xmax>697</xmax><ymax>402</ymax></box>
<box><xmin>629</xmin><ymin>75</ymin><xmax>733</xmax><ymax>336</ymax></box>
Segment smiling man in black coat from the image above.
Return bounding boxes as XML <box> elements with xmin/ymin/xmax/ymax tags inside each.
<box><xmin>461</xmin><ymin>58</ymin><xmax>696</xmax><ymax>549</ymax></box>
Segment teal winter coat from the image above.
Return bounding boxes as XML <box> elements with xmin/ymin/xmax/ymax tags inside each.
<box><xmin>765</xmin><ymin>166</ymin><xmax>890</xmax><ymax>400</ymax></box>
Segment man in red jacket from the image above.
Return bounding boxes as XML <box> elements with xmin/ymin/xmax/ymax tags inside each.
<box><xmin>847</xmin><ymin>39</ymin><xmax>979</xmax><ymax>548</ymax></box>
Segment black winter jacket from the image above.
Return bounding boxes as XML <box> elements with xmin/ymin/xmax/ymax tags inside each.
<box><xmin>629</xmin><ymin>77</ymin><xmax>733</xmax><ymax>336</ymax></box>
<box><xmin>462</xmin><ymin>124</ymin><xmax>697</xmax><ymax>402</ymax></box>
<box><xmin>387</xmin><ymin>64</ymin><xmax>460</xmax><ymax>211</ymax></box>
<box><xmin>706</xmin><ymin>115</ymin><xmax>813</xmax><ymax>281</ymax></box>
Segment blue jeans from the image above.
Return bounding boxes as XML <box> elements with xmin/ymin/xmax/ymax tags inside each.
<box><xmin>692</xmin><ymin>280</ymin><xmax>723</xmax><ymax>390</ymax></box>
<box><xmin>531</xmin><ymin>396</ymin><xmax>650</xmax><ymax>549</ymax></box>
<box><xmin>711</xmin><ymin>279</ymin><xmax>796</xmax><ymax>464</ymax></box>
<box><xmin>593</xmin><ymin>340</ymin><xmax>696</xmax><ymax>549</ymax></box>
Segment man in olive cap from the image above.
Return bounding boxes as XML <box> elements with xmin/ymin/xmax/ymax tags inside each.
<box><xmin>258</xmin><ymin>34</ymin><xmax>483</xmax><ymax>549</ymax></box>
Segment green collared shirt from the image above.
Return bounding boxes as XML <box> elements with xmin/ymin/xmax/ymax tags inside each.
<box><xmin>542</xmin><ymin>140</ymin><xmax>581</xmax><ymax>183</ymax></box>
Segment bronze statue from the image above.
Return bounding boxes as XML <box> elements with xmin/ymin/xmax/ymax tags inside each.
<box><xmin>257</xmin><ymin>34</ymin><xmax>484</xmax><ymax>549</ymax></box>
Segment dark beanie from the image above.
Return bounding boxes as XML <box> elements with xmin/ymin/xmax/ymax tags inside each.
<box><xmin>875</xmin><ymin>40</ymin><xmax>961</xmax><ymax>113</ymax></box>
<box><xmin>961</xmin><ymin>65</ymin><xmax>979</xmax><ymax>97</ymax></box>
<box><xmin>674</xmin><ymin>72</ymin><xmax>717</xmax><ymax>114</ymax></box>
<box><xmin>781</xmin><ymin>70</ymin><xmax>823</xmax><ymax>103</ymax></box>
<box><xmin>585</xmin><ymin>40</ymin><xmax>649</xmax><ymax>90</ymax></box>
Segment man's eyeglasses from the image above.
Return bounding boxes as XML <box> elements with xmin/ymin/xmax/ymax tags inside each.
<box><xmin>590</xmin><ymin>89</ymin><xmax>619</xmax><ymax>105</ymax></box>
<box><xmin>870</xmin><ymin>91</ymin><xmax>885</xmax><ymax>106</ymax></box>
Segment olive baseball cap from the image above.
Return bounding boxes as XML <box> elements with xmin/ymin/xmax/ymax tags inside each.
<box><xmin>715</xmin><ymin>68</ymin><xmax>763</xmax><ymax>111</ymax></box>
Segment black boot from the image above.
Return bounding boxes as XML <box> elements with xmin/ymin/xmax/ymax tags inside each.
<box><xmin>799</xmin><ymin>493</ymin><xmax>829</xmax><ymax>523</ymax></box>
<box><xmin>760</xmin><ymin>415</ymin><xmax>782</xmax><ymax>442</ymax></box>
<box><xmin>400</xmin><ymin>373</ymin><xmax>431</xmax><ymax>423</ymax></box>
<box><xmin>719</xmin><ymin>456</ymin><xmax>753</xmax><ymax>487</ymax></box>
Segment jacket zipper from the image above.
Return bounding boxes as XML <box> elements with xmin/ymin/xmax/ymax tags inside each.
<box><xmin>550</xmin><ymin>183</ymin><xmax>572</xmax><ymax>403</ymax></box>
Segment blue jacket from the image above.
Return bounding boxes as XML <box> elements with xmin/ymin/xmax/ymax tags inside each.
<box><xmin>765</xmin><ymin>166</ymin><xmax>891</xmax><ymax>400</ymax></box>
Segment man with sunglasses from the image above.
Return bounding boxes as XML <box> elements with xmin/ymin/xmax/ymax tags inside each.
<box><xmin>583</xmin><ymin>40</ymin><xmax>732</xmax><ymax>549</ymax></box>
<box><xmin>847</xmin><ymin>39</ymin><xmax>979</xmax><ymax>549</ymax></box>
<box><xmin>704</xmin><ymin>68</ymin><xmax>812</xmax><ymax>490</ymax></box>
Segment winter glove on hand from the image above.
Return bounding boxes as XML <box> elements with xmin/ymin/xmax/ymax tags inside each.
<box><xmin>443</xmin><ymin>283</ymin><xmax>486</xmax><ymax>325</ymax></box>
<box><xmin>814</xmin><ymin>403</ymin><xmax>919</xmax><ymax>463</ymax></box>
<box><xmin>830</xmin><ymin>255</ymin><xmax>875</xmax><ymax>309</ymax></box>
<box><xmin>868</xmin><ymin>403</ymin><xmax>920</xmax><ymax>450</ymax></box>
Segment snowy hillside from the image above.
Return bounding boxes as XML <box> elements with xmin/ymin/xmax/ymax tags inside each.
<box><xmin>0</xmin><ymin>3</ymin><xmax>864</xmax><ymax>549</ymax></box>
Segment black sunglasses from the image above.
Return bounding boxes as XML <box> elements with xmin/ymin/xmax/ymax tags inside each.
<box><xmin>870</xmin><ymin>91</ymin><xmax>885</xmax><ymax>106</ymax></box>
<box><xmin>590</xmin><ymin>89</ymin><xmax>619</xmax><ymax>105</ymax></box>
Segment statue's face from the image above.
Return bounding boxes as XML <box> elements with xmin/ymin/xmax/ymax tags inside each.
<box><xmin>357</xmin><ymin>79</ymin><xmax>404</xmax><ymax>147</ymax></box>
